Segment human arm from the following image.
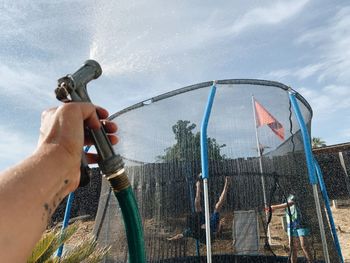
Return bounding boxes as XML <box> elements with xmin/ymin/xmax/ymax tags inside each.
<box><xmin>167</xmin><ymin>227</ymin><xmax>192</xmax><ymax>241</ymax></box>
<box><xmin>266</xmin><ymin>201</ymin><xmax>294</xmax><ymax>212</ymax></box>
<box><xmin>0</xmin><ymin>103</ymin><xmax>117</xmax><ymax>263</ymax></box>
<box><xmin>167</xmin><ymin>233</ymin><xmax>184</xmax><ymax>241</ymax></box>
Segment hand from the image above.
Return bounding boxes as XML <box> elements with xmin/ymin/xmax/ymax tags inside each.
<box><xmin>36</xmin><ymin>103</ymin><xmax>118</xmax><ymax>190</ymax></box>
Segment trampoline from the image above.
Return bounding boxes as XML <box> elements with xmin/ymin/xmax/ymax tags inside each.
<box><xmin>92</xmin><ymin>79</ymin><xmax>342</xmax><ymax>262</ymax></box>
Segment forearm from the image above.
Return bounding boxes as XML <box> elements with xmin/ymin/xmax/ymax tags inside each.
<box><xmin>168</xmin><ymin>233</ymin><xmax>184</xmax><ymax>241</ymax></box>
<box><xmin>0</xmin><ymin>103</ymin><xmax>113</xmax><ymax>262</ymax></box>
<box><xmin>271</xmin><ymin>201</ymin><xmax>294</xmax><ymax>211</ymax></box>
<box><xmin>0</xmin><ymin>145</ymin><xmax>78</xmax><ymax>262</ymax></box>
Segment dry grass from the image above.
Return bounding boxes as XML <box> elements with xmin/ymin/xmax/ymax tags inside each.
<box><xmin>58</xmin><ymin>204</ymin><xmax>350</xmax><ymax>262</ymax></box>
<box><xmin>64</xmin><ymin>221</ymin><xmax>95</xmax><ymax>246</ymax></box>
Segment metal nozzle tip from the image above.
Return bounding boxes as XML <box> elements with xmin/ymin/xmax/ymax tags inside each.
<box><xmin>84</xmin><ymin>59</ymin><xmax>102</xmax><ymax>79</ymax></box>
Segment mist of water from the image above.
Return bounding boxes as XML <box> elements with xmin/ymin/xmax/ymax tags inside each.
<box><xmin>87</xmin><ymin>1</ymin><xmax>168</xmax><ymax>77</ymax></box>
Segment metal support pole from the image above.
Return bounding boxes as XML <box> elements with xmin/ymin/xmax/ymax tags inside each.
<box><xmin>314</xmin><ymin>159</ymin><xmax>344</xmax><ymax>263</ymax></box>
<box><xmin>288</xmin><ymin>91</ymin><xmax>330</xmax><ymax>263</ymax></box>
<box><xmin>251</xmin><ymin>96</ymin><xmax>272</xmax><ymax>243</ymax></box>
<box><xmin>312</xmin><ymin>185</ymin><xmax>331</xmax><ymax>262</ymax></box>
<box><xmin>200</xmin><ymin>81</ymin><xmax>217</xmax><ymax>263</ymax></box>
<box><xmin>339</xmin><ymin>152</ymin><xmax>350</xmax><ymax>197</ymax></box>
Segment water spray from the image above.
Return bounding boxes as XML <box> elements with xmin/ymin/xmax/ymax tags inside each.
<box><xmin>55</xmin><ymin>60</ymin><xmax>145</xmax><ymax>262</ymax></box>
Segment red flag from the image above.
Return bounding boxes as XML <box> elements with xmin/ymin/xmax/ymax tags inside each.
<box><xmin>254</xmin><ymin>99</ymin><xmax>285</xmax><ymax>140</ymax></box>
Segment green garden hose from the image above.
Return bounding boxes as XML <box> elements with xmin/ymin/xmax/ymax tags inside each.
<box><xmin>114</xmin><ymin>185</ymin><xmax>146</xmax><ymax>262</ymax></box>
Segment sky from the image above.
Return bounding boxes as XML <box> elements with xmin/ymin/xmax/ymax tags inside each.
<box><xmin>1</xmin><ymin>0</ymin><xmax>350</xmax><ymax>170</ymax></box>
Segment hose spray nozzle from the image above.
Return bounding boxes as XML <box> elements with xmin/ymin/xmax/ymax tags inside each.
<box><xmin>55</xmin><ymin>60</ymin><xmax>127</xmax><ymax>190</ymax></box>
<box><xmin>55</xmin><ymin>60</ymin><xmax>102</xmax><ymax>102</ymax></box>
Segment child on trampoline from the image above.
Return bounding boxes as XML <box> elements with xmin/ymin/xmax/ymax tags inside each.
<box><xmin>267</xmin><ymin>194</ymin><xmax>313</xmax><ymax>263</ymax></box>
<box><xmin>167</xmin><ymin>175</ymin><xmax>229</xmax><ymax>244</ymax></box>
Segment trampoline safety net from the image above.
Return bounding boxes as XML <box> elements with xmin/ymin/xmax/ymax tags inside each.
<box><xmin>93</xmin><ymin>80</ymin><xmax>341</xmax><ymax>263</ymax></box>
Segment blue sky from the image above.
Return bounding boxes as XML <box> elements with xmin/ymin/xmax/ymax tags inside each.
<box><xmin>1</xmin><ymin>0</ymin><xmax>350</xmax><ymax>170</ymax></box>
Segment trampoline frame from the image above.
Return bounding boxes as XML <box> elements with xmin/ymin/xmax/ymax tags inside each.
<box><xmin>109</xmin><ymin>79</ymin><xmax>312</xmax><ymax>119</ymax></box>
<box><xmin>99</xmin><ymin>79</ymin><xmax>344</xmax><ymax>262</ymax></box>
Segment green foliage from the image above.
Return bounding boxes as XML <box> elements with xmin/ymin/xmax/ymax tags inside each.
<box><xmin>28</xmin><ymin>224</ymin><xmax>78</xmax><ymax>263</ymax></box>
<box><xmin>27</xmin><ymin>223</ymin><xmax>109</xmax><ymax>263</ymax></box>
<box><xmin>312</xmin><ymin>137</ymin><xmax>326</xmax><ymax>148</ymax></box>
<box><xmin>159</xmin><ymin>120</ymin><xmax>226</xmax><ymax>162</ymax></box>
<box><xmin>59</xmin><ymin>238</ymin><xmax>109</xmax><ymax>263</ymax></box>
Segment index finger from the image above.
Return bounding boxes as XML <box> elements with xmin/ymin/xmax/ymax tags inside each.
<box><xmin>96</xmin><ymin>106</ymin><xmax>109</xmax><ymax>120</ymax></box>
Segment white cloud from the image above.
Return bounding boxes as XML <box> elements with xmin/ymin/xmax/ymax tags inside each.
<box><xmin>230</xmin><ymin>0</ymin><xmax>309</xmax><ymax>34</ymax></box>
<box><xmin>296</xmin><ymin>6</ymin><xmax>350</xmax><ymax>84</ymax></box>
<box><xmin>295</xmin><ymin>63</ymin><xmax>326</xmax><ymax>80</ymax></box>
<box><xmin>0</xmin><ymin>62</ymin><xmax>54</xmax><ymax>110</ymax></box>
<box><xmin>266</xmin><ymin>69</ymin><xmax>291</xmax><ymax>79</ymax></box>
<box><xmin>267</xmin><ymin>63</ymin><xmax>326</xmax><ymax>80</ymax></box>
<box><xmin>0</xmin><ymin>125</ymin><xmax>36</xmax><ymax>169</ymax></box>
<box><xmin>297</xmin><ymin>83</ymin><xmax>350</xmax><ymax>144</ymax></box>
<box><xmin>339</xmin><ymin>127</ymin><xmax>350</xmax><ymax>140</ymax></box>
<box><xmin>298</xmin><ymin>84</ymin><xmax>350</xmax><ymax>118</ymax></box>
<box><xmin>267</xmin><ymin>6</ymin><xmax>350</xmax><ymax>85</ymax></box>
<box><xmin>0</xmin><ymin>2</ymin><xmax>28</xmax><ymax>37</ymax></box>
<box><xmin>265</xmin><ymin>5</ymin><xmax>350</xmax><ymax>142</ymax></box>
<box><xmin>88</xmin><ymin>0</ymin><xmax>310</xmax><ymax>78</ymax></box>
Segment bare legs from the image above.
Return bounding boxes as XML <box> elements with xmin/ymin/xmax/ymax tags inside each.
<box><xmin>300</xmin><ymin>236</ymin><xmax>313</xmax><ymax>262</ymax></box>
<box><xmin>289</xmin><ymin>236</ymin><xmax>313</xmax><ymax>263</ymax></box>
<box><xmin>168</xmin><ymin>176</ymin><xmax>230</xmax><ymax>241</ymax></box>
<box><xmin>214</xmin><ymin>176</ymin><xmax>229</xmax><ymax>213</ymax></box>
<box><xmin>215</xmin><ymin>176</ymin><xmax>229</xmax><ymax>234</ymax></box>
<box><xmin>195</xmin><ymin>180</ymin><xmax>202</xmax><ymax>213</ymax></box>
<box><xmin>196</xmin><ymin>175</ymin><xmax>229</xmax><ymax>214</ymax></box>
<box><xmin>289</xmin><ymin>237</ymin><xmax>299</xmax><ymax>263</ymax></box>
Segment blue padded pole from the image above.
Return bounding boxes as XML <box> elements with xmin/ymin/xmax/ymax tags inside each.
<box><xmin>200</xmin><ymin>81</ymin><xmax>217</xmax><ymax>263</ymax></box>
<box><xmin>201</xmin><ymin>82</ymin><xmax>217</xmax><ymax>180</ymax></box>
<box><xmin>288</xmin><ymin>92</ymin><xmax>317</xmax><ymax>184</ymax></box>
<box><xmin>289</xmin><ymin>91</ymin><xmax>330</xmax><ymax>263</ymax></box>
<box><xmin>56</xmin><ymin>146</ymin><xmax>91</xmax><ymax>257</ymax></box>
<box><xmin>314</xmin><ymin>159</ymin><xmax>344</xmax><ymax>263</ymax></box>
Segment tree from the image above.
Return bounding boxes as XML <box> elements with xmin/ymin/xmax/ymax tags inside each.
<box><xmin>158</xmin><ymin>120</ymin><xmax>226</xmax><ymax>162</ymax></box>
<box><xmin>312</xmin><ymin>137</ymin><xmax>326</xmax><ymax>148</ymax></box>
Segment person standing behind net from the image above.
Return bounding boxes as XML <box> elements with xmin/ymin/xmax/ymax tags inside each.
<box><xmin>167</xmin><ymin>176</ymin><xmax>229</xmax><ymax>243</ymax></box>
<box><xmin>267</xmin><ymin>194</ymin><xmax>313</xmax><ymax>263</ymax></box>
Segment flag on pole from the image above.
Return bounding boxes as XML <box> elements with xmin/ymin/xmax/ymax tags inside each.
<box><xmin>254</xmin><ymin>99</ymin><xmax>285</xmax><ymax>140</ymax></box>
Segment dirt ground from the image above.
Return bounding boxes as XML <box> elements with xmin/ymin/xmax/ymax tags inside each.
<box><xmin>65</xmin><ymin>204</ymin><xmax>350</xmax><ymax>262</ymax></box>
<box><xmin>330</xmin><ymin>205</ymin><xmax>350</xmax><ymax>262</ymax></box>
